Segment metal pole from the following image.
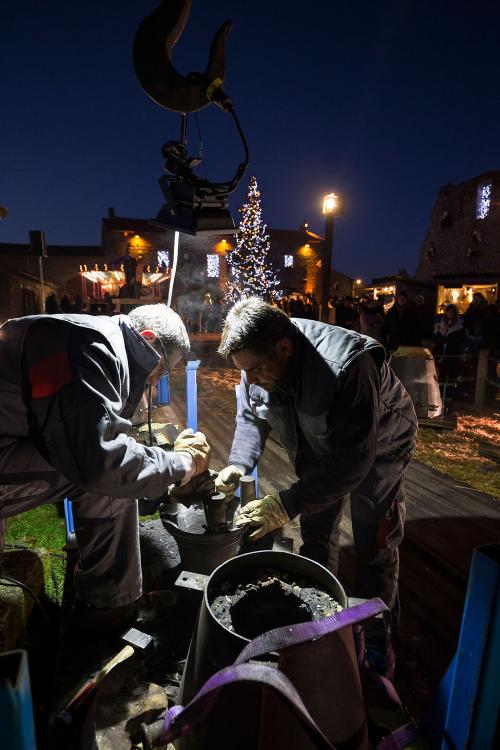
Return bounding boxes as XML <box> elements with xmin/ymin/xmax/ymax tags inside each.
<box><xmin>320</xmin><ymin>213</ymin><xmax>335</xmax><ymax>323</ymax></box>
<box><xmin>186</xmin><ymin>359</ymin><xmax>201</xmax><ymax>432</ymax></box>
<box><xmin>38</xmin><ymin>256</ymin><xmax>45</xmax><ymax>313</ymax></box>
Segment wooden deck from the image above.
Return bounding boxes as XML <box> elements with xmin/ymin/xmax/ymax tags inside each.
<box><xmin>153</xmin><ymin>367</ymin><xmax>500</xmax><ymax>714</ymax></box>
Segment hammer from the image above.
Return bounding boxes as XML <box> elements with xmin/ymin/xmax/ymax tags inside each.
<box><xmin>56</xmin><ymin>627</ymin><xmax>154</xmax><ymax>726</ymax></box>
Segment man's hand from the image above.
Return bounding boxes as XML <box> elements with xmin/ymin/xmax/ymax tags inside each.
<box><xmin>168</xmin><ymin>470</ymin><xmax>216</xmax><ymax>504</ymax></box>
<box><xmin>214</xmin><ymin>465</ymin><xmax>244</xmax><ymax>497</ymax></box>
<box><xmin>173</xmin><ymin>428</ymin><xmax>211</xmax><ymax>477</ymax></box>
<box><xmin>233</xmin><ymin>492</ymin><xmax>289</xmax><ymax>540</ymax></box>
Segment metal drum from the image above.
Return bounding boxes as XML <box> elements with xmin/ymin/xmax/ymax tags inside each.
<box><xmin>389</xmin><ymin>346</ymin><xmax>442</xmax><ymax>418</ymax></box>
<box><xmin>177</xmin><ymin>550</ymin><xmax>368</xmax><ymax>750</ymax></box>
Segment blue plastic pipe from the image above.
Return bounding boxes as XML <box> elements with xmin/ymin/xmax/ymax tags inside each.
<box><xmin>186</xmin><ymin>360</ymin><xmax>201</xmax><ymax>432</ymax></box>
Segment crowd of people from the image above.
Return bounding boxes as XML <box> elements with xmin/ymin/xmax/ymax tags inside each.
<box><xmin>331</xmin><ymin>290</ymin><xmax>499</xmax><ymax>385</ymax></box>
<box><xmin>45</xmin><ymin>292</ymin><xmax>85</xmax><ymax>314</ymax></box>
<box><xmin>330</xmin><ymin>290</ymin><xmax>498</xmax><ymax>354</ymax></box>
<box><xmin>45</xmin><ymin>287</ymin><xmax>499</xmax><ymax>381</ymax></box>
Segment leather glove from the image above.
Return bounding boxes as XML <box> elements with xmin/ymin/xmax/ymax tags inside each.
<box><xmin>168</xmin><ymin>470</ymin><xmax>217</xmax><ymax>504</ymax></box>
<box><xmin>233</xmin><ymin>492</ymin><xmax>289</xmax><ymax>540</ymax></box>
<box><xmin>214</xmin><ymin>465</ymin><xmax>244</xmax><ymax>497</ymax></box>
<box><xmin>173</xmin><ymin>428</ymin><xmax>211</xmax><ymax>477</ymax></box>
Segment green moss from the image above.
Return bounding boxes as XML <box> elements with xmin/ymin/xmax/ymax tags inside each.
<box><xmin>5</xmin><ymin>503</ymin><xmax>66</xmax><ymax>549</ymax></box>
<box><xmin>4</xmin><ymin>505</ymin><xmax>67</xmax><ymax>604</ymax></box>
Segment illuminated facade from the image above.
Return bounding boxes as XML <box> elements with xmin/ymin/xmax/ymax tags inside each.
<box><xmin>416</xmin><ymin>171</ymin><xmax>500</xmax><ymax>312</ymax></box>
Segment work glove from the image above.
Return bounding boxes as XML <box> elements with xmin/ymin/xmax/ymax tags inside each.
<box><xmin>214</xmin><ymin>465</ymin><xmax>244</xmax><ymax>497</ymax></box>
<box><xmin>233</xmin><ymin>492</ymin><xmax>289</xmax><ymax>540</ymax></box>
<box><xmin>173</xmin><ymin>428</ymin><xmax>211</xmax><ymax>477</ymax></box>
<box><xmin>168</xmin><ymin>470</ymin><xmax>217</xmax><ymax>504</ymax></box>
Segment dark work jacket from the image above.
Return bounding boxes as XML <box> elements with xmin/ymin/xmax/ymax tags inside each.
<box><xmin>229</xmin><ymin>319</ymin><xmax>417</xmax><ymax>518</ymax></box>
<box><xmin>0</xmin><ymin>314</ymin><xmax>190</xmax><ymax>498</ymax></box>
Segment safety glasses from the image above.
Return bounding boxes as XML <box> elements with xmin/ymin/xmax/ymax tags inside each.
<box><xmin>155</xmin><ymin>338</ymin><xmax>172</xmax><ymax>377</ymax></box>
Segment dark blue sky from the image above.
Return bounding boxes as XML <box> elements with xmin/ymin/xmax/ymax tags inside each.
<box><xmin>2</xmin><ymin>1</ymin><xmax>500</xmax><ymax>281</ymax></box>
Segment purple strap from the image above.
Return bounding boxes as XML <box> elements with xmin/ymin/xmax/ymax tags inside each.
<box><xmin>377</xmin><ymin>722</ymin><xmax>420</xmax><ymax>749</ymax></box>
<box><xmin>161</xmin><ymin>597</ymin><xmax>417</xmax><ymax>749</ymax></box>
<box><xmin>235</xmin><ymin>597</ymin><xmax>387</xmax><ymax>665</ymax></box>
<box><xmin>160</xmin><ymin>661</ymin><xmax>337</xmax><ymax>749</ymax></box>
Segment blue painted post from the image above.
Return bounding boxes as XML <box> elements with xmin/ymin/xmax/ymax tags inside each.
<box><xmin>0</xmin><ymin>650</ymin><xmax>37</xmax><ymax>750</ymax></box>
<box><xmin>63</xmin><ymin>498</ymin><xmax>74</xmax><ymax>538</ymax></box>
<box><xmin>157</xmin><ymin>373</ymin><xmax>170</xmax><ymax>405</ymax></box>
<box><xmin>234</xmin><ymin>384</ymin><xmax>258</xmax><ymax>496</ymax></box>
<box><xmin>423</xmin><ymin>544</ymin><xmax>500</xmax><ymax>750</ymax></box>
<box><xmin>440</xmin><ymin>543</ymin><xmax>500</xmax><ymax>750</ymax></box>
<box><xmin>186</xmin><ymin>360</ymin><xmax>201</xmax><ymax>431</ymax></box>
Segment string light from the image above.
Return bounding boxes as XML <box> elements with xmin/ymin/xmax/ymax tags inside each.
<box><xmin>476</xmin><ymin>183</ymin><xmax>492</xmax><ymax>219</ymax></box>
<box><xmin>226</xmin><ymin>176</ymin><xmax>281</xmax><ymax>302</ymax></box>
<box><xmin>284</xmin><ymin>254</ymin><xmax>293</xmax><ymax>268</ymax></box>
<box><xmin>157</xmin><ymin>250</ymin><xmax>170</xmax><ymax>268</ymax></box>
<box><xmin>207</xmin><ymin>254</ymin><xmax>220</xmax><ymax>278</ymax></box>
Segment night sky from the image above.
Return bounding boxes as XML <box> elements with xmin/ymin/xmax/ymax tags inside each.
<box><xmin>2</xmin><ymin>1</ymin><xmax>500</xmax><ymax>282</ymax></box>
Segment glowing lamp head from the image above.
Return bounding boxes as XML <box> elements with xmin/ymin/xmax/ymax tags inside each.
<box><xmin>323</xmin><ymin>193</ymin><xmax>340</xmax><ymax>215</ymax></box>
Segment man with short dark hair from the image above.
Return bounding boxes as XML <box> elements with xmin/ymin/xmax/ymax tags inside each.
<box><xmin>216</xmin><ymin>298</ymin><xmax>417</xmax><ymax>631</ymax></box>
<box><xmin>0</xmin><ymin>304</ymin><xmax>210</xmax><ymax>630</ymax></box>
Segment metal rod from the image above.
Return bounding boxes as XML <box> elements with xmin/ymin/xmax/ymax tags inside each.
<box><xmin>167</xmin><ymin>230</ymin><xmax>179</xmax><ymax>308</ymax></box>
<box><xmin>320</xmin><ymin>214</ymin><xmax>335</xmax><ymax>323</ymax></box>
<box><xmin>38</xmin><ymin>256</ymin><xmax>45</xmax><ymax>313</ymax></box>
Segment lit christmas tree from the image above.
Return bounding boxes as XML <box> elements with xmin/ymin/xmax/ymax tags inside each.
<box><xmin>226</xmin><ymin>176</ymin><xmax>281</xmax><ymax>303</ymax></box>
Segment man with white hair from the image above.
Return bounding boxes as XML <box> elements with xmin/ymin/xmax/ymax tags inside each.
<box><xmin>0</xmin><ymin>304</ymin><xmax>210</xmax><ymax>631</ymax></box>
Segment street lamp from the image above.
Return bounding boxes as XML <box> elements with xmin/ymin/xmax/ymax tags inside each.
<box><xmin>320</xmin><ymin>192</ymin><xmax>342</xmax><ymax>323</ymax></box>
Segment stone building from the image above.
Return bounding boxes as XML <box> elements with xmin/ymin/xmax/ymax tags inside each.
<box><xmin>0</xmin><ymin>209</ymin><xmax>353</xmax><ymax>321</ymax></box>
<box><xmin>415</xmin><ymin>170</ymin><xmax>500</xmax><ymax>312</ymax></box>
<box><xmin>0</xmin><ymin>241</ymin><xmax>102</xmax><ymax>324</ymax></box>
<box><xmin>100</xmin><ymin>213</ymin><xmax>353</xmax><ymax>307</ymax></box>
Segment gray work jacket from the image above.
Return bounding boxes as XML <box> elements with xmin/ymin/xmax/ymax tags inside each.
<box><xmin>229</xmin><ymin>318</ymin><xmax>417</xmax><ymax>517</ymax></box>
<box><xmin>0</xmin><ymin>314</ymin><xmax>190</xmax><ymax>498</ymax></box>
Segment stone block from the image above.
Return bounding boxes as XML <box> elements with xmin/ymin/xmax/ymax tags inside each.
<box><xmin>0</xmin><ymin>549</ymin><xmax>45</xmax><ymax>652</ymax></box>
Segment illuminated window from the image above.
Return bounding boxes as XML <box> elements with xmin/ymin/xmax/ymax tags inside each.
<box><xmin>476</xmin><ymin>182</ymin><xmax>492</xmax><ymax>219</ymax></box>
<box><xmin>157</xmin><ymin>250</ymin><xmax>170</xmax><ymax>268</ymax></box>
<box><xmin>284</xmin><ymin>254</ymin><xmax>294</xmax><ymax>268</ymax></box>
<box><xmin>207</xmin><ymin>254</ymin><xmax>220</xmax><ymax>278</ymax></box>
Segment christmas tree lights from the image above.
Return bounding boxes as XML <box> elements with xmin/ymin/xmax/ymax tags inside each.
<box><xmin>226</xmin><ymin>176</ymin><xmax>281</xmax><ymax>303</ymax></box>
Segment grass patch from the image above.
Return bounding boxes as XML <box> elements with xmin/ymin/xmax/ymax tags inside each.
<box><xmin>4</xmin><ymin>504</ymin><xmax>67</xmax><ymax>604</ymax></box>
<box><xmin>416</xmin><ymin>410</ymin><xmax>500</xmax><ymax>498</ymax></box>
<box><xmin>5</xmin><ymin>503</ymin><xmax>66</xmax><ymax>550</ymax></box>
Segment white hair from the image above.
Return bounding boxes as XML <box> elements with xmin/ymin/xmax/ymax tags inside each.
<box><xmin>128</xmin><ymin>304</ymin><xmax>190</xmax><ymax>355</ymax></box>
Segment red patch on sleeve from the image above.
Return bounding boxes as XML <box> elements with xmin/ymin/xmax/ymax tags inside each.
<box><xmin>376</xmin><ymin>517</ymin><xmax>388</xmax><ymax>549</ymax></box>
<box><xmin>29</xmin><ymin>351</ymin><xmax>72</xmax><ymax>398</ymax></box>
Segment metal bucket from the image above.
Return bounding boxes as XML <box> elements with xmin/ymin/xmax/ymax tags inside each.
<box><xmin>178</xmin><ymin>550</ymin><xmax>368</xmax><ymax>750</ymax></box>
<box><xmin>389</xmin><ymin>346</ymin><xmax>442</xmax><ymax>418</ymax></box>
<box><xmin>161</xmin><ymin>500</ymin><xmax>245</xmax><ymax>575</ymax></box>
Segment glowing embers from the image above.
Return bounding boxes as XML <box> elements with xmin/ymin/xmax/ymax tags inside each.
<box><xmin>476</xmin><ymin>182</ymin><xmax>492</xmax><ymax>219</ymax></box>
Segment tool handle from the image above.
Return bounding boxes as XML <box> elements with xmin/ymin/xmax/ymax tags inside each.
<box><xmin>58</xmin><ymin>644</ymin><xmax>135</xmax><ymax>722</ymax></box>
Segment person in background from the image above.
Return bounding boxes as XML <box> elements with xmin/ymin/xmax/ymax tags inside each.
<box><xmin>463</xmin><ymin>292</ymin><xmax>489</xmax><ymax>351</ymax></box>
<box><xmin>414</xmin><ymin>294</ymin><xmax>435</xmax><ymax>347</ymax></box>
<box><xmin>59</xmin><ymin>294</ymin><xmax>72</xmax><ymax>313</ymax></box>
<box><xmin>45</xmin><ymin>293</ymin><xmax>59</xmax><ymax>314</ymax></box>
<box><xmin>433</xmin><ymin>303</ymin><xmax>465</xmax><ymax>381</ymax></box>
<box><xmin>359</xmin><ymin>298</ymin><xmax>385</xmax><ymax>343</ymax></box>
<box><xmin>72</xmin><ymin>294</ymin><xmax>84</xmax><ymax>314</ymax></box>
<box><xmin>384</xmin><ymin>291</ymin><xmax>420</xmax><ymax>352</ymax></box>
<box><xmin>335</xmin><ymin>296</ymin><xmax>359</xmax><ymax>331</ymax></box>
